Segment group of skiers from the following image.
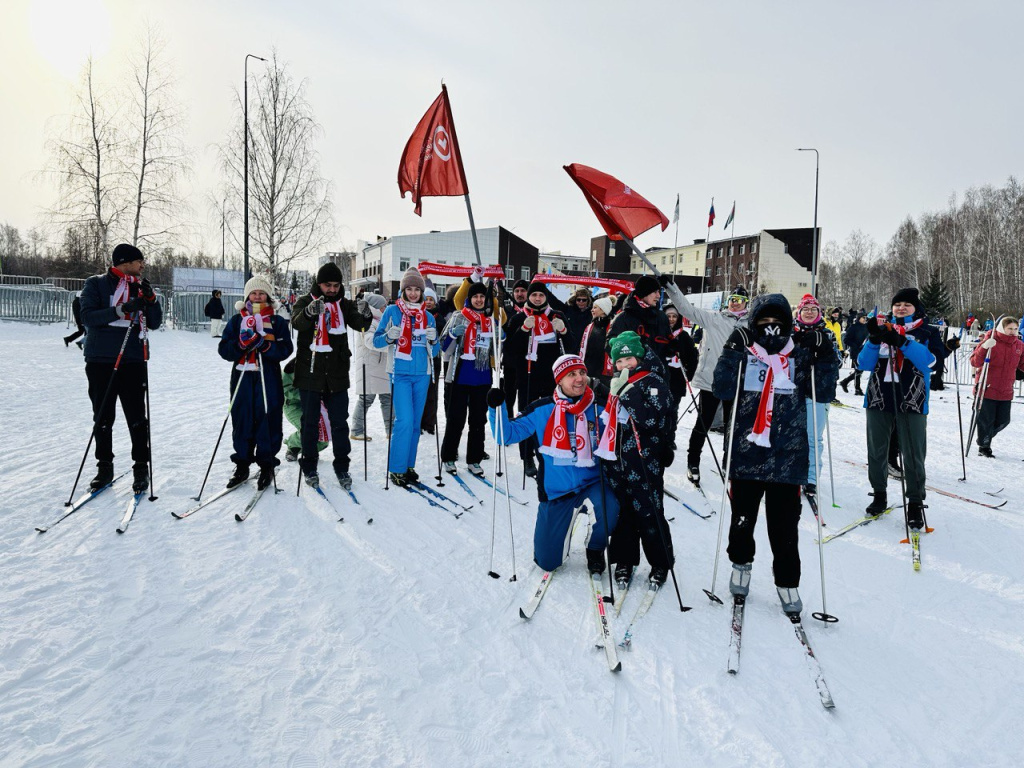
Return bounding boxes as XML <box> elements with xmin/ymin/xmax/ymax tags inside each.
<box><xmin>71</xmin><ymin>243</ymin><xmax>1024</xmax><ymax>617</ymax></box>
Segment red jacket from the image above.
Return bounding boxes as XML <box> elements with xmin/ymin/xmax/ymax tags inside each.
<box><xmin>971</xmin><ymin>330</ymin><xmax>1024</xmax><ymax>400</ymax></box>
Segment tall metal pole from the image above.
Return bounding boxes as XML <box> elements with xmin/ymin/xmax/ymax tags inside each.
<box><xmin>244</xmin><ymin>54</ymin><xmax>267</xmax><ymax>283</ymax></box>
<box><xmin>797</xmin><ymin>148</ymin><xmax>820</xmax><ymax>296</ymax></box>
<box><xmin>221</xmin><ymin>197</ymin><xmax>226</xmax><ymax>270</ymax></box>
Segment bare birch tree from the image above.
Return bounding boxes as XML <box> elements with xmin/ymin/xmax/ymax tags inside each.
<box><xmin>220</xmin><ymin>52</ymin><xmax>333</xmax><ymax>282</ymax></box>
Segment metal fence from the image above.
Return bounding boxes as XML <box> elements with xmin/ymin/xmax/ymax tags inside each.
<box><xmin>170</xmin><ymin>291</ymin><xmax>244</xmax><ymax>332</ymax></box>
<box><xmin>0</xmin><ymin>284</ymin><xmax>76</xmax><ymax>323</ymax></box>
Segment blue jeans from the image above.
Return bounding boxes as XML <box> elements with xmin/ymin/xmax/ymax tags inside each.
<box><xmin>389</xmin><ymin>373</ymin><xmax>430</xmax><ymax>474</ymax></box>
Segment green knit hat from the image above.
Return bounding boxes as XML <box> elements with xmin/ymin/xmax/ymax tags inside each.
<box><xmin>610</xmin><ymin>331</ymin><xmax>644</xmax><ymax>362</ymax></box>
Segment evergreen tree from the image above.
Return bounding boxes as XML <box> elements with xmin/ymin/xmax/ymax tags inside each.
<box><xmin>920</xmin><ymin>270</ymin><xmax>955</xmax><ymax>321</ymax></box>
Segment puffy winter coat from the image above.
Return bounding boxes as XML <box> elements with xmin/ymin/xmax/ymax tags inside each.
<box><xmin>792</xmin><ymin>320</ymin><xmax>841</xmax><ymax>402</ymax></box>
<box><xmin>353</xmin><ymin>308</ymin><xmax>391</xmax><ymax>396</ymax></box>
<box><xmin>80</xmin><ymin>269</ymin><xmax>163</xmax><ymax>363</ymax></box>
<box><xmin>490</xmin><ymin>388</ymin><xmax>609</xmax><ymax>502</ymax></box>
<box><xmin>291</xmin><ymin>289</ymin><xmax>372</xmax><ymax>393</ymax></box>
<box><xmin>843</xmin><ymin>321</ymin><xmax>869</xmax><ymax>360</ymax></box>
<box><xmin>970</xmin><ymin>330</ymin><xmax>1024</xmax><ymax>400</ymax></box>
<box><xmin>564</xmin><ymin>301</ymin><xmax>593</xmax><ymax>354</ymax></box>
<box><xmin>712</xmin><ymin>293</ymin><xmax>811</xmax><ymax>487</ymax></box>
<box><xmin>503</xmin><ymin>303</ymin><xmax>571</xmax><ymax>402</ymax></box>
<box><xmin>663</xmin><ymin>282</ymin><xmax>745</xmax><ymax>392</ymax></box>
<box><xmin>858</xmin><ymin>316</ymin><xmax>939</xmax><ymax>415</ymax></box>
<box><xmin>581</xmin><ymin>316</ymin><xmax>612</xmax><ymax>384</ymax></box>
<box><xmin>372</xmin><ymin>304</ymin><xmax>439</xmax><ymax>376</ymax></box>
<box><xmin>205</xmin><ymin>296</ymin><xmax>225</xmax><ymax>320</ymax></box>
<box><xmin>607</xmin><ymin>292</ymin><xmax>672</xmax><ymax>374</ymax></box>
<box><xmin>218</xmin><ymin>312</ymin><xmax>294</xmax><ymax>410</ymax></box>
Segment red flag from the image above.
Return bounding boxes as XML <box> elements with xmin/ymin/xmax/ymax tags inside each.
<box><xmin>563</xmin><ymin>163</ymin><xmax>668</xmax><ymax>241</ymax></box>
<box><xmin>398</xmin><ymin>85</ymin><xmax>468</xmax><ymax>216</ymax></box>
<box><xmin>708</xmin><ymin>201</ymin><xmax>716</xmax><ymax>228</ymax></box>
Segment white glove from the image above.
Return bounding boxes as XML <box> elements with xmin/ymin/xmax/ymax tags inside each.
<box><xmin>426</xmin><ymin>327</ymin><xmax>437</xmax><ymax>342</ymax></box>
<box><xmin>982</xmin><ymin>337</ymin><xmax>997</xmax><ymax>349</ymax></box>
<box><xmin>522</xmin><ymin>315</ymin><xmax>536</xmax><ymax>331</ymax></box>
<box><xmin>552</xmin><ymin>317</ymin><xmax>566</xmax><ymax>334</ymax></box>
<box><xmin>610</xmin><ymin>367</ymin><xmax>631</xmax><ymax>397</ymax></box>
<box><xmin>470</xmin><ymin>266</ymin><xmax>483</xmax><ymax>283</ymax></box>
<box><xmin>385</xmin><ymin>324</ymin><xmax>401</xmax><ymax>342</ymax></box>
<box><xmin>305</xmin><ymin>298</ymin><xmax>325</xmax><ymax>317</ymax></box>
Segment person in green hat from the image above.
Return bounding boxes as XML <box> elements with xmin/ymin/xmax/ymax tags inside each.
<box><xmin>601</xmin><ymin>331</ymin><xmax>677</xmax><ymax>590</ymax></box>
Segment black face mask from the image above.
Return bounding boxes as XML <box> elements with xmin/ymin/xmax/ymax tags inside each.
<box><xmin>755</xmin><ymin>322</ymin><xmax>788</xmax><ymax>353</ymax></box>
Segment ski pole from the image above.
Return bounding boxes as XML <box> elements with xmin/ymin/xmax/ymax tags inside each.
<box><xmin>141</xmin><ymin>313</ymin><xmax>157</xmax><ymax>502</ymax></box>
<box><xmin>362</xmin><ymin>364</ymin><xmax>368</xmax><ymax>482</ymax></box>
<box><xmin>385</xmin><ymin>375</ymin><xmax>395</xmax><ymax>489</ymax></box>
<box><xmin>810</xmin><ymin>367</ymin><xmax>837</xmax><ymax>624</ymax></box>
<box><xmin>824</xmin><ymin>413</ymin><xmax>838</xmax><ymax>509</ymax></box>
<box><xmin>425</xmin><ymin>336</ymin><xmax>444</xmax><ymax>487</ymax></box>
<box><xmin>65</xmin><ymin>320</ymin><xmax>135</xmax><ymax>506</ymax></box>
<box><xmin>704</xmin><ymin>355</ymin><xmax>743</xmax><ymax>605</ymax></box>
<box><xmin>193</xmin><ymin>365</ymin><xmax>250</xmax><ymax>501</ymax></box>
<box><xmin>952</xmin><ymin>327</ymin><xmax>968</xmax><ymax>481</ymax></box>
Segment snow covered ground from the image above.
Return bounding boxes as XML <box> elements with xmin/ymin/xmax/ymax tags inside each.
<box><xmin>1</xmin><ymin>320</ymin><xmax>1022</xmax><ymax>767</ymax></box>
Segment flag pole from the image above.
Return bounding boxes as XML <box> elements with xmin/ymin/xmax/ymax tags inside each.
<box><xmin>464</xmin><ymin>193</ymin><xmax>483</xmax><ymax>266</ymax></box>
<box><xmin>728</xmin><ymin>202</ymin><xmax>736</xmax><ymax>292</ymax></box>
<box><xmin>672</xmin><ymin>193</ymin><xmax>680</xmax><ymax>278</ymax></box>
<box><xmin>700</xmin><ymin>196</ymin><xmax>713</xmax><ymax>297</ymax></box>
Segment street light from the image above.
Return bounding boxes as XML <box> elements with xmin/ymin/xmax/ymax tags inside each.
<box><xmin>244</xmin><ymin>54</ymin><xmax>267</xmax><ymax>283</ymax></box>
<box><xmin>796</xmin><ymin>148</ymin><xmax>820</xmax><ymax>296</ymax></box>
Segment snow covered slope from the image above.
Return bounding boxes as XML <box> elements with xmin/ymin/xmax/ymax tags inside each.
<box><xmin>1</xmin><ymin>321</ymin><xmax>1021</xmax><ymax>767</ymax></box>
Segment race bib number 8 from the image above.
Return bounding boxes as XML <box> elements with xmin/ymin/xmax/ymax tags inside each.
<box><xmin>743</xmin><ymin>355</ymin><xmax>794</xmax><ymax>393</ymax></box>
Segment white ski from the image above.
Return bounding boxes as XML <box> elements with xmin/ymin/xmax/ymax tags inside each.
<box><xmin>519</xmin><ymin>570</ymin><xmax>553</xmax><ymax>620</ymax></box>
<box><xmin>590</xmin><ymin>573</ymin><xmax>621</xmax><ymax>673</ymax></box>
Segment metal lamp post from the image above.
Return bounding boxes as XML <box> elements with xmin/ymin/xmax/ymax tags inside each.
<box><xmin>244</xmin><ymin>54</ymin><xmax>267</xmax><ymax>283</ymax></box>
<box><xmin>797</xmin><ymin>148</ymin><xmax>820</xmax><ymax>296</ymax></box>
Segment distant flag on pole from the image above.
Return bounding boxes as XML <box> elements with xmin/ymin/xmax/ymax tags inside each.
<box><xmin>562</xmin><ymin>163</ymin><xmax>669</xmax><ymax>241</ymax></box>
<box><xmin>397</xmin><ymin>85</ymin><xmax>468</xmax><ymax>216</ymax></box>
<box><xmin>707</xmin><ymin>201</ymin><xmax>716</xmax><ymax>228</ymax></box>
<box><xmin>723</xmin><ymin>201</ymin><xmax>735</xmax><ymax>229</ymax></box>
<box><xmin>673</xmin><ymin>194</ymin><xmax>680</xmax><ymax>224</ymax></box>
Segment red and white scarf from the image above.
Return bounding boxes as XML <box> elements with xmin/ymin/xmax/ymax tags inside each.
<box><xmin>668</xmin><ymin>327</ymin><xmax>684</xmax><ymax>369</ymax></box>
<box><xmin>747</xmin><ymin>339</ymin><xmax>796</xmax><ymax>448</ymax></box>
<box><xmin>460</xmin><ymin>306</ymin><xmax>493</xmax><ymax>360</ymax></box>
<box><xmin>311</xmin><ymin>295</ymin><xmax>347</xmax><ymax>353</ymax></box>
<box><xmin>524</xmin><ymin>307</ymin><xmax>555</xmax><ymax>361</ymax></box>
<box><xmin>318</xmin><ymin>402</ymin><xmax>332</xmax><ymax>442</ymax></box>
<box><xmin>595</xmin><ymin>370</ymin><xmax>650</xmax><ymax>460</ymax></box>
<box><xmin>395</xmin><ymin>299</ymin><xmax>428</xmax><ymax>361</ymax></box>
<box><xmin>109</xmin><ymin>268</ymin><xmax>140</xmax><ymax>328</ymax></box>
<box><xmin>540</xmin><ymin>387</ymin><xmax>595</xmax><ymax>466</ymax></box>
<box><xmin>237</xmin><ymin>303</ymin><xmax>275</xmax><ymax>371</ymax></box>
<box><xmin>579</xmin><ymin>322</ymin><xmax>613</xmax><ymax>376</ymax></box>
<box><xmin>882</xmin><ymin>317</ymin><xmax>923</xmax><ymax>380</ymax></box>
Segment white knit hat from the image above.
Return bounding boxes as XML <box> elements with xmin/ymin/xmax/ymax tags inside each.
<box><xmin>594</xmin><ymin>296</ymin><xmax>614</xmax><ymax>317</ymax></box>
<box><xmin>235</xmin><ymin>274</ymin><xmax>275</xmax><ymax>309</ymax></box>
<box><xmin>423</xmin><ymin>287</ymin><xmax>438</xmax><ymax>302</ymax></box>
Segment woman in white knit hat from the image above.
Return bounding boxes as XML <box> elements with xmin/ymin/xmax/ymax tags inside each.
<box><xmin>217</xmin><ymin>275</ymin><xmax>294</xmax><ymax>491</ymax></box>
<box><xmin>373</xmin><ymin>267</ymin><xmax>439</xmax><ymax>487</ymax></box>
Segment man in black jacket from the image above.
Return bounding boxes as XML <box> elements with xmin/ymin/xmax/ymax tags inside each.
<box><xmin>607</xmin><ymin>275</ymin><xmax>673</xmax><ymax>376</ymax></box>
<box><xmin>79</xmin><ymin>243</ymin><xmax>163</xmax><ymax>493</ymax></box>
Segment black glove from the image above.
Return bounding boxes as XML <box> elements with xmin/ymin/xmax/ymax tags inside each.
<box><xmin>140</xmin><ymin>278</ymin><xmax>155</xmax><ymax>300</ymax></box>
<box><xmin>305</xmin><ymin>297</ymin><xmax>325</xmax><ymax>317</ymax></box>
<box><xmin>660</xmin><ymin>440</ymin><xmax>676</xmax><ymax>469</ymax></box>
<box><xmin>486</xmin><ymin>388</ymin><xmax>505</xmax><ymax>408</ymax></box>
<box><xmin>945</xmin><ymin>337</ymin><xmax>961</xmax><ymax>352</ymax></box>
<box><xmin>657</xmin><ymin>273</ymin><xmax>673</xmax><ymax>287</ymax></box>
<box><xmin>798</xmin><ymin>330</ymin><xmax>825</xmax><ymax>349</ymax></box>
<box><xmin>879</xmin><ymin>326</ymin><xmax>907</xmax><ymax>348</ymax></box>
<box><xmin>122</xmin><ymin>296</ymin><xmax>147</xmax><ymax>314</ymax></box>
<box><xmin>866</xmin><ymin>318</ymin><xmax>883</xmax><ymax>344</ymax></box>
<box><xmin>725</xmin><ymin>326</ymin><xmax>752</xmax><ymax>351</ymax></box>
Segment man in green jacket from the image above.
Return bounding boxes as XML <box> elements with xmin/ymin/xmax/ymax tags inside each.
<box><xmin>291</xmin><ymin>262</ymin><xmax>372</xmax><ymax>489</ymax></box>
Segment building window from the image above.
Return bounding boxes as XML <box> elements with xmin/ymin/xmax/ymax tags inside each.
<box><xmin>716</xmin><ymin>266</ymin><xmax>722</xmax><ymax>276</ymax></box>
<box><xmin>739</xmin><ymin>244</ymin><xmax>746</xmax><ymax>255</ymax></box>
<box><xmin>521</xmin><ymin>266</ymin><xmax>530</xmax><ymax>280</ymax></box>
<box><xmin>705</xmin><ymin>267</ymin><xmax>711</xmax><ymax>278</ymax></box>
<box><xmin>736</xmin><ymin>263</ymin><xmax>743</xmax><ymax>274</ymax></box>
<box><xmin>399</xmin><ymin>260</ymin><xmax>409</xmax><ymax>272</ymax></box>
<box><xmin>749</xmin><ymin>260</ymin><xmax>756</xmax><ymax>272</ymax></box>
<box><xmin>706</xmin><ymin>250</ymin><xmax>712</xmax><ymax>260</ymax></box>
<box><xmin>752</xmin><ymin>243</ymin><xmax>758</xmax><ymax>254</ymax></box>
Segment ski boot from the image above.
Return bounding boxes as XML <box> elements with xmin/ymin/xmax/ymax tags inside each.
<box><xmin>303</xmin><ymin>470</ymin><xmax>320</xmax><ymax>489</ymax></box>
<box><xmin>284</xmin><ymin>446</ymin><xmax>299</xmax><ymax>462</ymax></box>
<box><xmin>226</xmin><ymin>463</ymin><xmax>250</xmax><ymax>490</ymax></box>
<box><xmin>336</xmin><ymin>471</ymin><xmax>353</xmax><ymax>491</ymax></box>
<box><xmin>802</xmin><ymin>483</ymin><xmax>817</xmax><ymax>505</ymax></box>
<box><xmin>729</xmin><ymin>562</ymin><xmax>752</xmax><ymax>598</ymax></box>
<box><xmin>388</xmin><ymin>471</ymin><xmax>408</xmax><ymax>487</ymax></box>
<box><xmin>907</xmin><ymin>501</ymin><xmax>926</xmax><ymax>531</ymax></box>
<box><xmin>649</xmin><ymin>567</ymin><xmax>668</xmax><ymax>587</ymax></box>
<box><xmin>585</xmin><ymin>548</ymin><xmax>606</xmax><ymax>575</ymax></box>
<box><xmin>131</xmin><ymin>463</ymin><xmax>149</xmax><ymax>494</ymax></box>
<box><xmin>978</xmin><ymin>444</ymin><xmax>994</xmax><ymax>458</ymax></box>
<box><xmin>257</xmin><ymin>466</ymin><xmax>274</xmax><ymax>491</ymax></box>
<box><xmin>839</xmin><ymin>376</ymin><xmax>850</xmax><ymax>394</ymax></box>
<box><xmin>443</xmin><ymin>461</ymin><xmax>458</xmax><ymax>474</ymax></box>
<box><xmin>686</xmin><ymin>462</ymin><xmax>700</xmax><ymax>485</ymax></box>
<box><xmin>614</xmin><ymin>564</ymin><xmax>633</xmax><ymax>589</ymax></box>
<box><xmin>523</xmin><ymin>454</ymin><xmax>538</xmax><ymax>478</ymax></box>
<box><xmin>89</xmin><ymin>461</ymin><xmax>115</xmax><ymax>491</ymax></box>
<box><xmin>404</xmin><ymin>467</ymin><xmax>420</xmax><ymax>484</ymax></box>
<box><xmin>467</xmin><ymin>463</ymin><xmax>484</xmax><ymax>477</ymax></box>
<box><xmin>777</xmin><ymin>586</ymin><xmax>803</xmax><ymax>617</ymax></box>
<box><xmin>866</xmin><ymin>491</ymin><xmax>888</xmax><ymax>518</ymax></box>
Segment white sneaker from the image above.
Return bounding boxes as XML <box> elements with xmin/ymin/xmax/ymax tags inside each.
<box><xmin>443</xmin><ymin>461</ymin><xmax>457</xmax><ymax>474</ymax></box>
<box><xmin>467</xmin><ymin>463</ymin><xmax>484</xmax><ymax>476</ymax></box>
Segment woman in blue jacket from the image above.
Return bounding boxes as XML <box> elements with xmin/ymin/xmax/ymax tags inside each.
<box><xmin>218</xmin><ymin>275</ymin><xmax>294</xmax><ymax>491</ymax></box>
<box><xmin>374</xmin><ymin>268</ymin><xmax>438</xmax><ymax>487</ymax></box>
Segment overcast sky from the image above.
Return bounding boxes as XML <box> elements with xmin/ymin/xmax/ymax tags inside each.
<box><xmin>2</xmin><ymin>0</ymin><xmax>1022</xmax><ymax>268</ymax></box>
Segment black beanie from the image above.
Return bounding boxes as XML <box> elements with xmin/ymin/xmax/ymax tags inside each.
<box><xmin>512</xmin><ymin>279</ymin><xmax>530</xmax><ymax>293</ymax></box>
<box><xmin>112</xmin><ymin>243</ymin><xmax>143</xmax><ymax>266</ymax></box>
<box><xmin>467</xmin><ymin>281</ymin><xmax>488</xmax><ymax>301</ymax></box>
<box><xmin>317</xmin><ymin>262</ymin><xmax>344</xmax><ymax>285</ymax></box>
<box><xmin>892</xmin><ymin>287</ymin><xmax>923</xmax><ymax>316</ymax></box>
<box><xmin>634</xmin><ymin>274</ymin><xmax>660</xmax><ymax>298</ymax></box>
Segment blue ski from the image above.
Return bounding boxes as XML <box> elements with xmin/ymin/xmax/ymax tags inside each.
<box><xmin>446</xmin><ymin>471</ymin><xmax>484</xmax><ymax>506</ymax></box>
<box><xmin>466</xmin><ymin>472</ymin><xmax>529</xmax><ymax>506</ymax></box>
<box><xmin>404</xmin><ymin>484</ymin><xmax>462</xmax><ymax>519</ymax></box>
<box><xmin>410</xmin><ymin>481</ymin><xmax>473</xmax><ymax>512</ymax></box>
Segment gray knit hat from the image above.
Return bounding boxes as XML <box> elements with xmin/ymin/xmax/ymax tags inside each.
<box><xmin>400</xmin><ymin>267</ymin><xmax>426</xmax><ymax>293</ymax></box>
